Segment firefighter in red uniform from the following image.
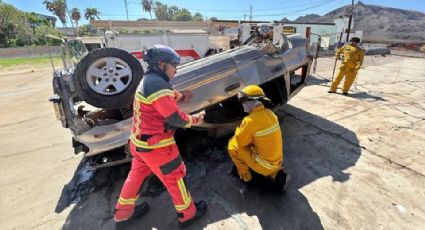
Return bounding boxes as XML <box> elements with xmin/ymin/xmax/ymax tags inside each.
<box><xmin>114</xmin><ymin>45</ymin><xmax>207</xmax><ymax>228</ymax></box>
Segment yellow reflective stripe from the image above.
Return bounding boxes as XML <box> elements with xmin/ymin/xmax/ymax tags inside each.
<box><xmin>178</xmin><ymin>178</ymin><xmax>190</xmax><ymax>203</ymax></box>
<box><xmin>133</xmin><ymin>101</ymin><xmax>142</xmax><ymax>136</ymax></box>
<box><xmin>147</xmin><ymin>89</ymin><xmax>175</xmax><ymax>101</ymax></box>
<box><xmin>175</xmin><ymin>178</ymin><xmax>192</xmax><ymax>211</ymax></box>
<box><xmin>135</xmin><ymin>92</ymin><xmax>150</xmax><ymax>104</ymax></box>
<box><xmin>175</xmin><ymin>197</ymin><xmax>192</xmax><ymax>211</ymax></box>
<box><xmin>130</xmin><ymin>135</ymin><xmax>175</xmax><ymax>149</ymax></box>
<box><xmin>118</xmin><ymin>199</ymin><xmax>136</xmax><ymax>205</ymax></box>
<box><xmin>254</xmin><ymin>123</ymin><xmax>280</xmax><ymax>137</ymax></box>
<box><xmin>118</xmin><ymin>196</ymin><xmax>139</xmax><ymax>205</ymax></box>
<box><xmin>185</xmin><ymin>116</ymin><xmax>193</xmax><ymax>128</ymax></box>
<box><xmin>118</xmin><ymin>200</ymin><xmax>135</xmax><ymax>205</ymax></box>
<box><xmin>135</xmin><ymin>90</ymin><xmax>175</xmax><ymax>104</ymax></box>
<box><xmin>254</xmin><ymin>155</ymin><xmax>280</xmax><ymax>170</ymax></box>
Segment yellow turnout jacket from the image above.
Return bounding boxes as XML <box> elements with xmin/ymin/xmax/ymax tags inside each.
<box><xmin>235</xmin><ymin>105</ymin><xmax>283</xmax><ymax>169</ymax></box>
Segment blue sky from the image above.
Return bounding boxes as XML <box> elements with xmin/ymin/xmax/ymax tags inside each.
<box><xmin>5</xmin><ymin>0</ymin><xmax>425</xmax><ymax>25</ymax></box>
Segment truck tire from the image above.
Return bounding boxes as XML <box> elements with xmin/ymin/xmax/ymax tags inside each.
<box><xmin>73</xmin><ymin>48</ymin><xmax>143</xmax><ymax>109</ymax></box>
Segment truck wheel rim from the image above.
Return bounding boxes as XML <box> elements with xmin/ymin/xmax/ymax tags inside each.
<box><xmin>86</xmin><ymin>57</ymin><xmax>133</xmax><ymax>95</ymax></box>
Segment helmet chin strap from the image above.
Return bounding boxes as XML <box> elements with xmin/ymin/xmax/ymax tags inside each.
<box><xmin>149</xmin><ymin>62</ymin><xmax>161</xmax><ymax>72</ymax></box>
<box><xmin>153</xmin><ymin>62</ymin><xmax>169</xmax><ymax>77</ymax></box>
<box><xmin>162</xmin><ymin>63</ymin><xmax>174</xmax><ymax>79</ymax></box>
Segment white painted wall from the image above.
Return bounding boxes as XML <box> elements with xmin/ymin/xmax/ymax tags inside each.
<box><xmin>284</xmin><ymin>23</ymin><xmax>337</xmax><ymax>47</ymax></box>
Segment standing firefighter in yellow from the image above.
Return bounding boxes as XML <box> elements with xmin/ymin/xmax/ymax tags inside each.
<box><xmin>227</xmin><ymin>85</ymin><xmax>291</xmax><ymax>192</ymax></box>
<box><xmin>329</xmin><ymin>37</ymin><xmax>365</xmax><ymax>95</ymax></box>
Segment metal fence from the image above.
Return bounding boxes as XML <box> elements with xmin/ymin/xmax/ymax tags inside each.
<box><xmin>0</xmin><ymin>46</ymin><xmax>61</xmax><ymax>58</ymax></box>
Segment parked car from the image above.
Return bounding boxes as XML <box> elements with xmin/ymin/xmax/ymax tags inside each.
<box><xmin>50</xmin><ymin>32</ymin><xmax>313</xmax><ymax>169</ymax></box>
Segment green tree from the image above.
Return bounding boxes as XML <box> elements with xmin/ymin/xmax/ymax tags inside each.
<box><xmin>192</xmin><ymin>12</ymin><xmax>203</xmax><ymax>22</ymax></box>
<box><xmin>77</xmin><ymin>24</ymin><xmax>98</xmax><ymax>36</ymax></box>
<box><xmin>0</xmin><ymin>3</ymin><xmax>33</xmax><ymax>47</ymax></box>
<box><xmin>172</xmin><ymin>8</ymin><xmax>192</xmax><ymax>21</ymax></box>
<box><xmin>43</xmin><ymin>0</ymin><xmax>67</xmax><ymax>27</ymax></box>
<box><xmin>71</xmin><ymin>8</ymin><xmax>80</xmax><ymax>36</ymax></box>
<box><xmin>154</xmin><ymin>2</ymin><xmax>170</xmax><ymax>21</ymax></box>
<box><xmin>153</xmin><ymin>1</ymin><xmax>204</xmax><ymax>22</ymax></box>
<box><xmin>25</xmin><ymin>12</ymin><xmax>51</xmax><ymax>28</ymax></box>
<box><xmin>168</xmin><ymin>5</ymin><xmax>178</xmax><ymax>19</ymax></box>
<box><xmin>34</xmin><ymin>25</ymin><xmax>62</xmax><ymax>45</ymax></box>
<box><xmin>141</xmin><ymin>0</ymin><xmax>154</xmax><ymax>20</ymax></box>
<box><xmin>84</xmin><ymin>7</ymin><xmax>101</xmax><ymax>21</ymax></box>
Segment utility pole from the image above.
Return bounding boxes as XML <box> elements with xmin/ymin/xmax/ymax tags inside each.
<box><xmin>124</xmin><ymin>0</ymin><xmax>129</xmax><ymax>21</ymax></box>
<box><xmin>64</xmin><ymin>0</ymin><xmax>75</xmax><ymax>33</ymax></box>
<box><xmin>345</xmin><ymin>0</ymin><xmax>355</xmax><ymax>42</ymax></box>
<box><xmin>249</xmin><ymin>4</ymin><xmax>253</xmax><ymax>21</ymax></box>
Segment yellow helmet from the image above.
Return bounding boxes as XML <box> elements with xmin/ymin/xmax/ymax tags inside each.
<box><xmin>237</xmin><ymin>85</ymin><xmax>269</xmax><ymax>102</ymax></box>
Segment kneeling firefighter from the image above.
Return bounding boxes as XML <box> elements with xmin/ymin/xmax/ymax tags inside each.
<box><xmin>227</xmin><ymin>85</ymin><xmax>291</xmax><ymax>192</ymax></box>
<box><xmin>114</xmin><ymin>45</ymin><xmax>207</xmax><ymax>228</ymax></box>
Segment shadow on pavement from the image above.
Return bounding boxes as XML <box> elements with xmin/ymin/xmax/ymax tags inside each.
<box><xmin>348</xmin><ymin>91</ymin><xmax>387</xmax><ymax>101</ymax></box>
<box><xmin>57</xmin><ymin>104</ymin><xmax>361</xmax><ymax>230</ymax></box>
<box><xmin>307</xmin><ymin>75</ymin><xmax>387</xmax><ymax>102</ymax></box>
<box><xmin>307</xmin><ymin>74</ymin><xmax>331</xmax><ymax>87</ymax></box>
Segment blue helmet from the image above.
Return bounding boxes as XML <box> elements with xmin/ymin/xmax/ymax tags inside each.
<box><xmin>143</xmin><ymin>45</ymin><xmax>180</xmax><ymax>67</ymax></box>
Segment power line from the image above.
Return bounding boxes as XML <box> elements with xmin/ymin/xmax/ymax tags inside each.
<box><xmin>96</xmin><ymin>0</ymin><xmax>345</xmax><ymax>21</ymax></box>
<box><xmin>252</xmin><ymin>0</ymin><xmax>339</xmax><ymax>12</ymax></box>
<box><xmin>102</xmin><ymin>14</ymin><xmax>144</xmax><ymax>16</ymax></box>
<box><xmin>126</xmin><ymin>0</ymin><xmax>339</xmax><ymax>13</ymax></box>
<box><xmin>250</xmin><ymin>4</ymin><xmax>253</xmax><ymax>21</ymax></box>
<box><xmin>192</xmin><ymin>0</ymin><xmax>334</xmax><ymax>12</ymax></box>
<box><xmin>124</xmin><ymin>0</ymin><xmax>129</xmax><ymax>20</ymax></box>
<box><xmin>101</xmin><ymin>13</ymin><xmax>243</xmax><ymax>18</ymax></box>
<box><xmin>345</xmin><ymin>0</ymin><xmax>355</xmax><ymax>42</ymax></box>
<box><xmin>76</xmin><ymin>0</ymin><xmax>91</xmax><ymax>7</ymax></box>
<box><xmin>253</xmin><ymin>0</ymin><xmax>339</xmax><ymax>17</ymax></box>
<box><xmin>313</xmin><ymin>0</ymin><xmax>346</xmax><ymax>15</ymax></box>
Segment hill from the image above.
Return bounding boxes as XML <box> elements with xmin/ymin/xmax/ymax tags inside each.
<box><xmin>292</xmin><ymin>1</ymin><xmax>425</xmax><ymax>42</ymax></box>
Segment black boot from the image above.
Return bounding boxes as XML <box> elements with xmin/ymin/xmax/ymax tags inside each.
<box><xmin>230</xmin><ymin>166</ymin><xmax>239</xmax><ymax>178</ymax></box>
<box><xmin>178</xmin><ymin>200</ymin><xmax>208</xmax><ymax>228</ymax></box>
<box><xmin>115</xmin><ymin>202</ymin><xmax>150</xmax><ymax>230</ymax></box>
<box><xmin>272</xmin><ymin>169</ymin><xmax>291</xmax><ymax>193</ymax></box>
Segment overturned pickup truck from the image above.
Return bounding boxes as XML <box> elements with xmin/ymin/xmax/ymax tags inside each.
<box><xmin>50</xmin><ymin>33</ymin><xmax>313</xmax><ymax>169</ymax></box>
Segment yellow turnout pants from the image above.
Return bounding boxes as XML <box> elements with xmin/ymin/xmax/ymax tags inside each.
<box><xmin>331</xmin><ymin>65</ymin><xmax>358</xmax><ymax>93</ymax></box>
<box><xmin>228</xmin><ymin>136</ymin><xmax>280</xmax><ymax>181</ymax></box>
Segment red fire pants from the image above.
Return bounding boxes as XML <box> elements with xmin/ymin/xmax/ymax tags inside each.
<box><xmin>114</xmin><ymin>141</ymin><xmax>196</xmax><ymax>222</ymax></box>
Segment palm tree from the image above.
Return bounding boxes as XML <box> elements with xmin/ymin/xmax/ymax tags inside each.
<box><xmin>141</xmin><ymin>0</ymin><xmax>154</xmax><ymax>20</ymax></box>
<box><xmin>43</xmin><ymin>0</ymin><xmax>67</xmax><ymax>27</ymax></box>
<box><xmin>84</xmin><ymin>7</ymin><xmax>101</xmax><ymax>21</ymax></box>
<box><xmin>71</xmin><ymin>8</ymin><xmax>80</xmax><ymax>36</ymax></box>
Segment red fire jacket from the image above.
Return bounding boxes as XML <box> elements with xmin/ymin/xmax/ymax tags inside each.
<box><xmin>129</xmin><ymin>70</ymin><xmax>198</xmax><ymax>151</ymax></box>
